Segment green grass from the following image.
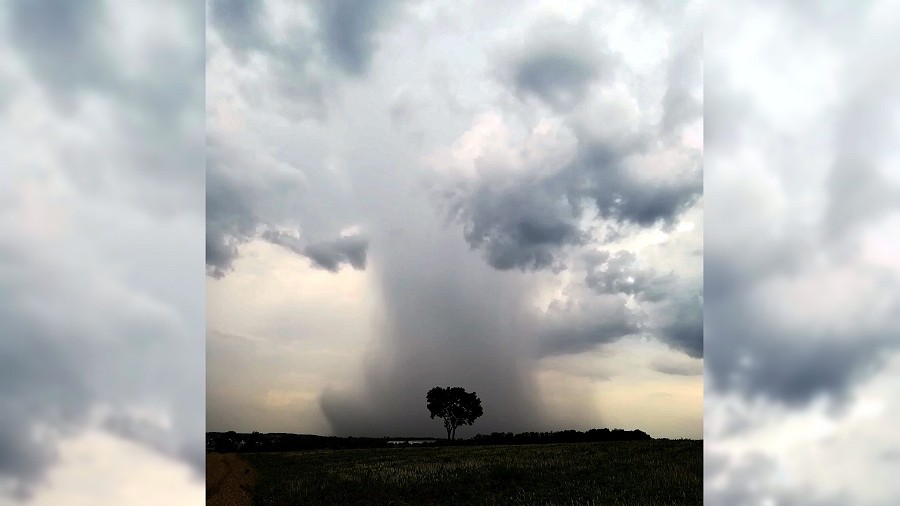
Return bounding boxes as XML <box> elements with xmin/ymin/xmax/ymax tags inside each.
<box><xmin>243</xmin><ymin>440</ymin><xmax>701</xmax><ymax>505</ymax></box>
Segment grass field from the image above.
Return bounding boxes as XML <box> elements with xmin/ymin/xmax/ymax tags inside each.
<box><xmin>240</xmin><ymin>439</ymin><xmax>701</xmax><ymax>505</ymax></box>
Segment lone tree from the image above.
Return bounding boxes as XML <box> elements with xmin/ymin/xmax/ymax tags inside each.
<box><xmin>426</xmin><ymin>386</ymin><xmax>483</xmax><ymax>440</ymax></box>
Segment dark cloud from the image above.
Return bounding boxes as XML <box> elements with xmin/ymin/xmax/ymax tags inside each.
<box><xmin>263</xmin><ymin>231</ymin><xmax>369</xmax><ymax>272</ymax></box>
<box><xmin>574</xmin><ymin>144</ymin><xmax>703</xmax><ymax>227</ymax></box>
<box><xmin>533</xmin><ymin>272</ymin><xmax>702</xmax><ymax>360</ymax></box>
<box><xmin>206</xmin><ymin>133</ymin><xmax>367</xmax><ymax>278</ymax></box>
<box><xmin>302</xmin><ymin>235</ymin><xmax>369</xmax><ymax>271</ymax></box>
<box><xmin>317</xmin><ymin>0</ymin><xmax>399</xmax><ymax>75</ymax></box>
<box><xmin>422</xmin><ymin>4</ymin><xmax>702</xmax><ymax>365</ymax></box>
<box><xmin>205</xmin><ymin>154</ymin><xmax>261</xmax><ymax>278</ymax></box>
<box><xmin>205</xmin><ymin>0</ymin><xmax>411</xmax><ymax>275</ymax></box>
<box><xmin>444</xmin><ymin>28</ymin><xmax>703</xmax><ymax>271</ymax></box>
<box><xmin>205</xmin><ymin>135</ymin><xmax>369</xmax><ymax>278</ymax></box>
<box><xmin>513</xmin><ymin>51</ymin><xmax>601</xmax><ymax>111</ymax></box>
<box><xmin>536</xmin><ymin>297</ymin><xmax>642</xmax><ymax>357</ymax></box>
<box><xmin>209</xmin><ymin>2</ymin><xmax>327</xmax><ymax>121</ymax></box>
<box><xmin>456</xmin><ymin>183</ymin><xmax>583</xmax><ymax>271</ymax></box>
<box><xmin>207</xmin><ymin>0</ymin><xmax>404</xmax><ymax>121</ymax></box>
<box><xmin>654</xmin><ymin>289</ymin><xmax>703</xmax><ymax>358</ymax></box>
<box><xmin>500</xmin><ymin>17</ymin><xmax>612</xmax><ymax>112</ymax></box>
<box><xmin>443</xmin><ymin>142</ymin><xmax>701</xmax><ymax>272</ymax></box>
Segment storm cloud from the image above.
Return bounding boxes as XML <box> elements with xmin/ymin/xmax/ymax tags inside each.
<box><xmin>207</xmin><ymin>0</ymin><xmax>702</xmax><ymax>446</ymax></box>
<box><xmin>262</xmin><ymin>230</ymin><xmax>369</xmax><ymax>272</ymax></box>
<box><xmin>440</xmin><ymin>131</ymin><xmax>701</xmax><ymax>274</ymax></box>
<box><xmin>423</xmin><ymin>9</ymin><xmax>703</xmax><ymax>363</ymax></box>
<box><xmin>535</xmin><ymin>296</ymin><xmax>642</xmax><ymax>357</ymax></box>
<box><xmin>316</xmin><ymin>0</ymin><xmax>401</xmax><ymax>75</ymax></box>
<box><xmin>456</xmin><ymin>182</ymin><xmax>584</xmax><ymax>272</ymax></box>
<box><xmin>437</xmin><ymin>13</ymin><xmax>703</xmax><ymax>275</ymax></box>
<box><xmin>583</xmin><ymin>250</ymin><xmax>674</xmax><ymax>302</ymax></box>
<box><xmin>204</xmin><ymin>0</ymin><xmax>406</xmax><ymax>277</ymax></box>
<box><xmin>498</xmin><ymin>17</ymin><xmax>613</xmax><ymax>112</ymax></box>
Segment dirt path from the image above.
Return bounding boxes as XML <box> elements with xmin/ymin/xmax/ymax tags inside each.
<box><xmin>207</xmin><ymin>453</ymin><xmax>256</xmax><ymax>506</ymax></box>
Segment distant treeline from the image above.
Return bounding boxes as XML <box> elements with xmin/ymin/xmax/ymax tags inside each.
<box><xmin>207</xmin><ymin>432</ymin><xmax>389</xmax><ymax>453</ymax></box>
<box><xmin>471</xmin><ymin>428</ymin><xmax>652</xmax><ymax>445</ymax></box>
<box><xmin>207</xmin><ymin>428</ymin><xmax>652</xmax><ymax>453</ymax></box>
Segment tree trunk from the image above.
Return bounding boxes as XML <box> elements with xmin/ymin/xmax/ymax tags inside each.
<box><xmin>446</xmin><ymin>427</ymin><xmax>451</xmax><ymax>440</ymax></box>
<box><xmin>452</xmin><ymin>426</ymin><xmax>456</xmax><ymax>441</ymax></box>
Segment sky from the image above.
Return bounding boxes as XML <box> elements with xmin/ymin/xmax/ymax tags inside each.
<box><xmin>3</xmin><ymin>1</ymin><xmax>897</xmax><ymax>505</ymax></box>
<box><xmin>1</xmin><ymin>0</ymin><xmax>204</xmax><ymax>503</ymax></box>
<box><xmin>704</xmin><ymin>0</ymin><xmax>900</xmax><ymax>504</ymax></box>
<box><xmin>206</xmin><ymin>0</ymin><xmax>703</xmax><ymax>441</ymax></box>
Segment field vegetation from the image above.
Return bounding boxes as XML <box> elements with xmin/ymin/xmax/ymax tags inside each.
<box><xmin>240</xmin><ymin>439</ymin><xmax>701</xmax><ymax>505</ymax></box>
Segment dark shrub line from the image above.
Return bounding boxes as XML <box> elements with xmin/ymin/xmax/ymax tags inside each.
<box><xmin>207</xmin><ymin>428</ymin><xmax>653</xmax><ymax>453</ymax></box>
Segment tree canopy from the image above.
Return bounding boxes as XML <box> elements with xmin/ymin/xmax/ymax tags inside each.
<box><xmin>426</xmin><ymin>386</ymin><xmax>483</xmax><ymax>440</ymax></box>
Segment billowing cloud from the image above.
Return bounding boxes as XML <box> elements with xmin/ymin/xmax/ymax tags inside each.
<box><xmin>208</xmin><ymin>0</ymin><xmax>703</xmax><ymax>448</ymax></box>
<box><xmin>426</xmin><ymin>13</ymin><xmax>703</xmax><ymax>360</ymax></box>
<box><xmin>206</xmin><ymin>137</ymin><xmax>305</xmax><ymax>277</ymax></box>
<box><xmin>205</xmin><ymin>0</ymin><xmax>407</xmax><ymax>277</ymax></box>
<box><xmin>497</xmin><ymin>17</ymin><xmax>612</xmax><ymax>112</ymax></box>
<box><xmin>433</xmin><ymin>10</ymin><xmax>703</xmax><ymax>275</ymax></box>
<box><xmin>583</xmin><ymin>250</ymin><xmax>674</xmax><ymax>302</ymax></box>
<box><xmin>263</xmin><ymin>230</ymin><xmax>369</xmax><ymax>272</ymax></box>
<box><xmin>536</xmin><ymin>295</ymin><xmax>642</xmax><ymax>357</ymax></box>
<box><xmin>302</xmin><ymin>235</ymin><xmax>368</xmax><ymax>271</ymax></box>
<box><xmin>457</xmin><ymin>183</ymin><xmax>584</xmax><ymax>272</ymax></box>
<box><xmin>317</xmin><ymin>0</ymin><xmax>401</xmax><ymax>75</ymax></box>
<box><xmin>653</xmin><ymin>288</ymin><xmax>703</xmax><ymax>359</ymax></box>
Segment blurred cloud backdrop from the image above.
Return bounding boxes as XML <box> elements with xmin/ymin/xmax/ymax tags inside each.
<box><xmin>705</xmin><ymin>0</ymin><xmax>900</xmax><ymax>504</ymax></box>
<box><xmin>0</xmin><ymin>0</ymin><xmax>204</xmax><ymax>503</ymax></box>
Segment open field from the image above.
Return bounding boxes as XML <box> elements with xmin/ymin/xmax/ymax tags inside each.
<box><xmin>232</xmin><ymin>439</ymin><xmax>701</xmax><ymax>505</ymax></box>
